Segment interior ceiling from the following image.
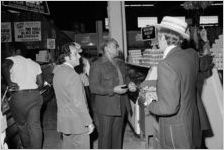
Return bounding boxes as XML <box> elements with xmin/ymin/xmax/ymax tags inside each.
<box><xmin>125</xmin><ymin>1</ymin><xmax>183</xmax><ymax>6</ymax></box>
<box><xmin>4</xmin><ymin>1</ymin><xmax>220</xmax><ymax>30</ymax></box>
<box><xmin>47</xmin><ymin>1</ymin><xmax>185</xmax><ymax>22</ymax></box>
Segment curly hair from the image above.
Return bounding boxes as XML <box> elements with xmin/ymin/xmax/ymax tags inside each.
<box><xmin>57</xmin><ymin>42</ymin><xmax>76</xmax><ymax>64</ymax></box>
<box><xmin>159</xmin><ymin>28</ymin><xmax>184</xmax><ymax>46</ymax></box>
<box><xmin>100</xmin><ymin>38</ymin><xmax>118</xmax><ymax>53</ymax></box>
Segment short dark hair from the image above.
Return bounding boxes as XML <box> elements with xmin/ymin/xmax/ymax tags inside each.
<box><xmin>57</xmin><ymin>42</ymin><xmax>76</xmax><ymax>64</ymax></box>
<box><xmin>4</xmin><ymin>43</ymin><xmax>27</xmax><ymax>57</ymax></box>
<box><xmin>100</xmin><ymin>38</ymin><xmax>117</xmax><ymax>53</ymax></box>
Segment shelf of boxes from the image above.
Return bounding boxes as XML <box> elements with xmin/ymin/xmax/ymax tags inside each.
<box><xmin>128</xmin><ymin>49</ymin><xmax>143</xmax><ymax>65</ymax></box>
<box><xmin>141</xmin><ymin>49</ymin><xmax>163</xmax><ymax>66</ymax></box>
<box><xmin>127</xmin><ymin>49</ymin><xmax>164</xmax><ymax>68</ymax></box>
<box><xmin>211</xmin><ymin>35</ymin><xmax>223</xmax><ymax>70</ymax></box>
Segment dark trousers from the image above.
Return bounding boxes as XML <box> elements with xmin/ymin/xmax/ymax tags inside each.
<box><xmin>96</xmin><ymin>112</ymin><xmax>126</xmax><ymax>149</ymax></box>
<box><xmin>9</xmin><ymin>91</ymin><xmax>43</xmax><ymax>148</ymax></box>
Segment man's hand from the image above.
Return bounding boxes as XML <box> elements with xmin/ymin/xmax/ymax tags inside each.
<box><xmin>200</xmin><ymin>28</ymin><xmax>208</xmax><ymax>42</ymax></box>
<box><xmin>144</xmin><ymin>92</ymin><xmax>158</xmax><ymax>106</ymax></box>
<box><xmin>87</xmin><ymin>123</ymin><xmax>95</xmax><ymax>134</ymax></box>
<box><xmin>113</xmin><ymin>84</ymin><xmax>128</xmax><ymax>94</ymax></box>
<box><xmin>128</xmin><ymin>82</ymin><xmax>137</xmax><ymax>92</ymax></box>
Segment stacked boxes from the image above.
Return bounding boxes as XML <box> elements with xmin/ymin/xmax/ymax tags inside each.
<box><xmin>128</xmin><ymin>49</ymin><xmax>142</xmax><ymax>64</ymax></box>
<box><xmin>128</xmin><ymin>49</ymin><xmax>164</xmax><ymax>67</ymax></box>
<box><xmin>36</xmin><ymin>50</ymin><xmax>49</xmax><ymax>62</ymax></box>
<box><xmin>142</xmin><ymin>49</ymin><xmax>163</xmax><ymax>66</ymax></box>
<box><xmin>211</xmin><ymin>35</ymin><xmax>223</xmax><ymax>70</ymax></box>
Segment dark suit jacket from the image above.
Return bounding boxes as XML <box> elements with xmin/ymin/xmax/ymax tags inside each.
<box><xmin>89</xmin><ymin>56</ymin><xmax>131</xmax><ymax>116</ymax></box>
<box><xmin>53</xmin><ymin>64</ymin><xmax>92</xmax><ymax>134</ymax></box>
<box><xmin>148</xmin><ymin>47</ymin><xmax>201</xmax><ymax>148</ymax></box>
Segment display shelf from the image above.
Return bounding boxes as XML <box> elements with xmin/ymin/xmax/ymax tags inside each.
<box><xmin>126</xmin><ymin>62</ymin><xmax>151</xmax><ymax>69</ymax></box>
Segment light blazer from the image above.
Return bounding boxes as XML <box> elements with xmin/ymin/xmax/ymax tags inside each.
<box><xmin>89</xmin><ymin>56</ymin><xmax>131</xmax><ymax>116</ymax></box>
<box><xmin>148</xmin><ymin>47</ymin><xmax>201</xmax><ymax>148</ymax></box>
<box><xmin>53</xmin><ymin>64</ymin><xmax>92</xmax><ymax>134</ymax></box>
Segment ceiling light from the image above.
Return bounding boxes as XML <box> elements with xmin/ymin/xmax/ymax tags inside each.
<box><xmin>211</xmin><ymin>3</ymin><xmax>223</xmax><ymax>6</ymax></box>
<box><xmin>7</xmin><ymin>9</ymin><xmax>20</xmax><ymax>14</ymax></box>
<box><xmin>181</xmin><ymin>3</ymin><xmax>223</xmax><ymax>6</ymax></box>
<box><xmin>125</xmin><ymin>4</ymin><xmax>154</xmax><ymax>7</ymax></box>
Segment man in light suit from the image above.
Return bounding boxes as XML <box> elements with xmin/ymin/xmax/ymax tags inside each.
<box><xmin>146</xmin><ymin>16</ymin><xmax>201</xmax><ymax>148</ymax></box>
<box><xmin>53</xmin><ymin>42</ymin><xmax>94</xmax><ymax>149</ymax></box>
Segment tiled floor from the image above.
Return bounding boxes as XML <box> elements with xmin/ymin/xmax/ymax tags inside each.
<box><xmin>42</xmin><ymin>98</ymin><xmax>146</xmax><ymax>149</ymax></box>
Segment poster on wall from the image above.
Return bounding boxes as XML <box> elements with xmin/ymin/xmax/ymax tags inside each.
<box><xmin>14</xmin><ymin>21</ymin><xmax>41</xmax><ymax>42</ymax></box>
<box><xmin>1</xmin><ymin>22</ymin><xmax>12</xmax><ymax>43</ymax></box>
<box><xmin>47</xmin><ymin>38</ymin><xmax>55</xmax><ymax>49</ymax></box>
<box><xmin>2</xmin><ymin>1</ymin><xmax>50</xmax><ymax>15</ymax></box>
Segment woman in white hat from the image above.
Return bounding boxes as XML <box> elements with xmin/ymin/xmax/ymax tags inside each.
<box><xmin>146</xmin><ymin>16</ymin><xmax>201</xmax><ymax>148</ymax></box>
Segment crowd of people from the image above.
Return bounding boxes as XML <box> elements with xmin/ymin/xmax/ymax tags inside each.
<box><xmin>1</xmin><ymin>16</ymin><xmax>213</xmax><ymax>149</ymax></box>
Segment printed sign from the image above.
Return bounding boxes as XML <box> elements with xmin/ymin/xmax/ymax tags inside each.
<box><xmin>2</xmin><ymin>1</ymin><xmax>50</xmax><ymax>15</ymax></box>
<box><xmin>14</xmin><ymin>21</ymin><xmax>41</xmax><ymax>42</ymax></box>
<box><xmin>47</xmin><ymin>38</ymin><xmax>55</xmax><ymax>49</ymax></box>
<box><xmin>141</xmin><ymin>26</ymin><xmax>156</xmax><ymax>40</ymax></box>
<box><xmin>1</xmin><ymin>22</ymin><xmax>12</xmax><ymax>42</ymax></box>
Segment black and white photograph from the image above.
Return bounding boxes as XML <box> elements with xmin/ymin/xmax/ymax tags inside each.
<box><xmin>1</xmin><ymin>1</ymin><xmax>223</xmax><ymax>149</ymax></box>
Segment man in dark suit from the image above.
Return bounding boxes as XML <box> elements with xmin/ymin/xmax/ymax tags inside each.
<box><xmin>146</xmin><ymin>16</ymin><xmax>201</xmax><ymax>148</ymax></box>
<box><xmin>89</xmin><ymin>38</ymin><xmax>136</xmax><ymax>149</ymax></box>
<box><xmin>53</xmin><ymin>42</ymin><xmax>94</xmax><ymax>149</ymax></box>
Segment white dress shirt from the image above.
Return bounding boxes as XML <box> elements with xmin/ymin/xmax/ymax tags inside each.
<box><xmin>163</xmin><ymin>45</ymin><xmax>176</xmax><ymax>59</ymax></box>
<box><xmin>7</xmin><ymin>55</ymin><xmax>42</xmax><ymax>90</ymax></box>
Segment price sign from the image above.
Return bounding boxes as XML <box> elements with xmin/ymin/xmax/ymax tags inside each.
<box><xmin>141</xmin><ymin>26</ymin><xmax>156</xmax><ymax>41</ymax></box>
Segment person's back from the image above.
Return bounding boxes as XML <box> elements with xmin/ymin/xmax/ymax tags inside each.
<box><xmin>158</xmin><ymin>47</ymin><xmax>200</xmax><ymax>147</ymax></box>
<box><xmin>163</xmin><ymin>48</ymin><xmax>199</xmax><ymax>116</ymax></box>
<box><xmin>7</xmin><ymin>55</ymin><xmax>41</xmax><ymax>90</ymax></box>
<box><xmin>146</xmin><ymin>16</ymin><xmax>201</xmax><ymax>148</ymax></box>
<box><xmin>2</xmin><ymin>45</ymin><xmax>44</xmax><ymax>149</ymax></box>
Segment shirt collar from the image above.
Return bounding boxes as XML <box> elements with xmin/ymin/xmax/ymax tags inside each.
<box><xmin>163</xmin><ymin>45</ymin><xmax>176</xmax><ymax>59</ymax></box>
<box><xmin>63</xmin><ymin>62</ymin><xmax>74</xmax><ymax>69</ymax></box>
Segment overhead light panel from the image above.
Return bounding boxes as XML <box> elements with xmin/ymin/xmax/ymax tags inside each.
<box><xmin>211</xmin><ymin>3</ymin><xmax>223</xmax><ymax>6</ymax></box>
<box><xmin>180</xmin><ymin>2</ymin><xmax>223</xmax><ymax>6</ymax></box>
<box><xmin>7</xmin><ymin>9</ymin><xmax>20</xmax><ymax>14</ymax></box>
<box><xmin>125</xmin><ymin>4</ymin><xmax>154</xmax><ymax>7</ymax></box>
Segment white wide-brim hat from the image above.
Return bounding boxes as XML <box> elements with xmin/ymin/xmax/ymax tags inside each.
<box><xmin>156</xmin><ymin>16</ymin><xmax>190</xmax><ymax>40</ymax></box>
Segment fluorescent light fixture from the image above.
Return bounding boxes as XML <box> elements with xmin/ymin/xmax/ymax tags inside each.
<box><xmin>200</xmin><ymin>16</ymin><xmax>218</xmax><ymax>24</ymax></box>
<box><xmin>125</xmin><ymin>4</ymin><xmax>154</xmax><ymax>7</ymax></box>
<box><xmin>181</xmin><ymin>2</ymin><xmax>223</xmax><ymax>6</ymax></box>
<box><xmin>211</xmin><ymin>3</ymin><xmax>223</xmax><ymax>6</ymax></box>
<box><xmin>87</xmin><ymin>42</ymin><xmax>94</xmax><ymax>46</ymax></box>
<box><xmin>138</xmin><ymin>17</ymin><xmax>158</xmax><ymax>28</ymax></box>
<box><xmin>7</xmin><ymin>9</ymin><xmax>20</xmax><ymax>14</ymax></box>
